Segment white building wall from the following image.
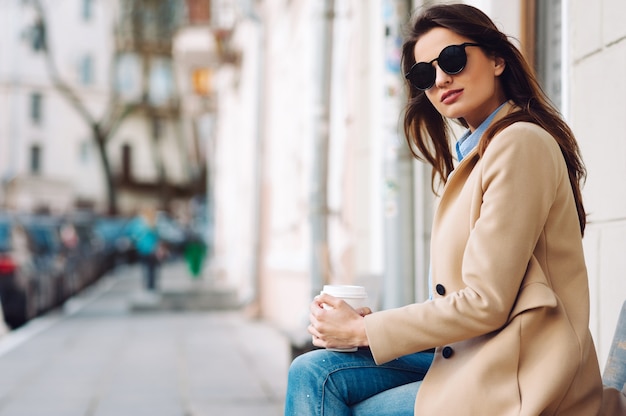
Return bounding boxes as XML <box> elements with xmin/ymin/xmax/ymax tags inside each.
<box><xmin>208</xmin><ymin>18</ymin><xmax>263</xmax><ymax>300</ymax></box>
<box><xmin>0</xmin><ymin>2</ymin><xmax>25</xmax><ymax>183</ymax></box>
<box><xmin>343</xmin><ymin>0</ymin><xmax>385</xmax><ymax>283</ymax></box>
<box><xmin>257</xmin><ymin>0</ymin><xmax>318</xmax><ymax>328</ymax></box>
<box><xmin>225</xmin><ymin>0</ymin><xmax>388</xmax><ymax>331</ymax></box>
<box><xmin>0</xmin><ymin>0</ymin><xmax>113</xmax><ymax>211</ymax></box>
<box><xmin>570</xmin><ymin>0</ymin><xmax>626</xmax><ymax>367</ymax></box>
<box><xmin>30</xmin><ymin>0</ymin><xmax>112</xmax><ymax>202</ymax></box>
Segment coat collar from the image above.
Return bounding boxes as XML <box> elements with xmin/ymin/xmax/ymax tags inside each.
<box><xmin>447</xmin><ymin>100</ymin><xmax>518</xmax><ymax>182</ymax></box>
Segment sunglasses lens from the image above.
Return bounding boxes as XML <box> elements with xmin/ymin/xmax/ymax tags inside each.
<box><xmin>408</xmin><ymin>63</ymin><xmax>435</xmax><ymax>90</ymax></box>
<box><xmin>438</xmin><ymin>45</ymin><xmax>467</xmax><ymax>75</ymax></box>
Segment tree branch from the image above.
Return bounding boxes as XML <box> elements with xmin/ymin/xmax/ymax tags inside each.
<box><xmin>31</xmin><ymin>0</ymin><xmax>97</xmax><ymax>127</ymax></box>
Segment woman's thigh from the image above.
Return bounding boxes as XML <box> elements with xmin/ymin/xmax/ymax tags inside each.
<box><xmin>320</xmin><ymin>348</ymin><xmax>431</xmax><ymax>405</ymax></box>
<box><xmin>285</xmin><ymin>347</ymin><xmax>432</xmax><ymax>414</ymax></box>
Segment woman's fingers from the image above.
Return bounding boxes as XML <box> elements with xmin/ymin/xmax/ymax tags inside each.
<box><xmin>308</xmin><ymin>324</ymin><xmax>325</xmax><ymax>347</ymax></box>
<box><xmin>307</xmin><ymin>291</ymin><xmax>371</xmax><ymax>348</ymax></box>
<box><xmin>319</xmin><ymin>292</ymin><xmax>340</xmax><ymax>307</ymax></box>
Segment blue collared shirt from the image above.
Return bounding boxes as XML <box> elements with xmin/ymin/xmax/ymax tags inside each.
<box><xmin>455</xmin><ymin>102</ymin><xmax>507</xmax><ymax>162</ymax></box>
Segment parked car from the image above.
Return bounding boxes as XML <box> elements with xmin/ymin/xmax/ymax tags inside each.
<box><xmin>59</xmin><ymin>212</ymin><xmax>107</xmax><ymax>291</ymax></box>
<box><xmin>0</xmin><ymin>213</ymin><xmax>41</xmax><ymax>328</ymax></box>
<box><xmin>0</xmin><ymin>211</ymin><xmax>112</xmax><ymax>329</ymax></box>
<box><xmin>20</xmin><ymin>214</ymin><xmax>66</xmax><ymax>313</ymax></box>
<box><xmin>0</xmin><ymin>296</ymin><xmax>8</xmax><ymax>337</ymax></box>
<box><xmin>94</xmin><ymin>216</ymin><xmax>136</xmax><ymax>273</ymax></box>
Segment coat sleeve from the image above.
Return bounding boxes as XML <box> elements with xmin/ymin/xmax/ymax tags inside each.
<box><xmin>601</xmin><ymin>385</ymin><xmax>626</xmax><ymax>415</ymax></box>
<box><xmin>364</xmin><ymin>123</ymin><xmax>569</xmax><ymax>364</ymax></box>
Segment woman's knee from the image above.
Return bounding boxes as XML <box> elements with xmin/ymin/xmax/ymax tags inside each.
<box><xmin>289</xmin><ymin>349</ymin><xmax>327</xmax><ymax>377</ymax></box>
<box><xmin>287</xmin><ymin>349</ymin><xmax>336</xmax><ymax>397</ymax></box>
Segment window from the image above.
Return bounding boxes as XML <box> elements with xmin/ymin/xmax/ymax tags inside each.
<box><xmin>187</xmin><ymin>0</ymin><xmax>211</xmax><ymax>24</ymax></box>
<box><xmin>30</xmin><ymin>92</ymin><xmax>43</xmax><ymax>125</ymax></box>
<box><xmin>79</xmin><ymin>140</ymin><xmax>91</xmax><ymax>164</ymax></box>
<box><xmin>148</xmin><ymin>57</ymin><xmax>174</xmax><ymax>106</ymax></box>
<box><xmin>532</xmin><ymin>0</ymin><xmax>563</xmax><ymax>110</ymax></box>
<box><xmin>82</xmin><ymin>0</ymin><xmax>94</xmax><ymax>21</ymax></box>
<box><xmin>115</xmin><ymin>52</ymin><xmax>142</xmax><ymax>101</ymax></box>
<box><xmin>122</xmin><ymin>144</ymin><xmax>132</xmax><ymax>182</ymax></box>
<box><xmin>31</xmin><ymin>19</ymin><xmax>46</xmax><ymax>51</ymax></box>
<box><xmin>192</xmin><ymin>68</ymin><xmax>213</xmax><ymax>95</ymax></box>
<box><xmin>79</xmin><ymin>55</ymin><xmax>94</xmax><ymax>85</ymax></box>
<box><xmin>30</xmin><ymin>145</ymin><xmax>42</xmax><ymax>174</ymax></box>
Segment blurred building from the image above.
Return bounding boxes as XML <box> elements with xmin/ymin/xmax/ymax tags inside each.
<box><xmin>0</xmin><ymin>0</ymin><xmax>199</xmax><ymax>216</ymax></box>
<box><xmin>0</xmin><ymin>0</ymin><xmax>111</xmax><ymax>213</ymax></box>
<box><xmin>113</xmin><ymin>0</ymin><xmax>201</xmax><ymax>215</ymax></box>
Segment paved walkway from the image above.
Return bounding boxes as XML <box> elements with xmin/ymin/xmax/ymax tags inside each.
<box><xmin>0</xmin><ymin>262</ymin><xmax>290</xmax><ymax>416</ymax></box>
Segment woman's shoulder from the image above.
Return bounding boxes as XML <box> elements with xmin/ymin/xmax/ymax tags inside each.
<box><xmin>489</xmin><ymin>120</ymin><xmax>561</xmax><ymax>155</ymax></box>
<box><xmin>496</xmin><ymin>119</ymin><xmax>553</xmax><ymax>139</ymax></box>
<box><xmin>480</xmin><ymin>120</ymin><xmax>565</xmax><ymax>176</ymax></box>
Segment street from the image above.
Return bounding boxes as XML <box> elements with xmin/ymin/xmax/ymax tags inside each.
<box><xmin>0</xmin><ymin>262</ymin><xmax>290</xmax><ymax>416</ymax></box>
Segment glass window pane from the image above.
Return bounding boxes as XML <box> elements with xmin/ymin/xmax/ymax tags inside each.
<box><xmin>535</xmin><ymin>0</ymin><xmax>562</xmax><ymax>110</ymax></box>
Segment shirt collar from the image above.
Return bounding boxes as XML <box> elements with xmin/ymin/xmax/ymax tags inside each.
<box><xmin>455</xmin><ymin>102</ymin><xmax>507</xmax><ymax>162</ymax></box>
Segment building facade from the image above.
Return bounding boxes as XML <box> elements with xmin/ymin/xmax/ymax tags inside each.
<box><xmin>0</xmin><ymin>0</ymin><xmax>112</xmax><ymax>212</ymax></box>
<box><xmin>569</xmin><ymin>0</ymin><xmax>626</xmax><ymax>368</ymax></box>
<box><xmin>0</xmin><ymin>0</ymin><xmax>196</xmax><ymax>216</ymax></box>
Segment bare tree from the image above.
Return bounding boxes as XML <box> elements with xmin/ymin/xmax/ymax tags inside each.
<box><xmin>29</xmin><ymin>0</ymin><xmax>143</xmax><ymax>215</ymax></box>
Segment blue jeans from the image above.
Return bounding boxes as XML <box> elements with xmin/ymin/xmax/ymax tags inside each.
<box><xmin>284</xmin><ymin>347</ymin><xmax>433</xmax><ymax>416</ymax></box>
<box><xmin>139</xmin><ymin>254</ymin><xmax>159</xmax><ymax>290</ymax></box>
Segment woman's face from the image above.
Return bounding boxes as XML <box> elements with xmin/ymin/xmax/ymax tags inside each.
<box><xmin>413</xmin><ymin>27</ymin><xmax>506</xmax><ymax>130</ymax></box>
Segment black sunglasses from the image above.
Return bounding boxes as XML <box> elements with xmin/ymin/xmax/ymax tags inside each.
<box><xmin>405</xmin><ymin>42</ymin><xmax>481</xmax><ymax>91</ymax></box>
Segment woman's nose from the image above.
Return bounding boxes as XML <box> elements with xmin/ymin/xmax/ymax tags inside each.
<box><xmin>433</xmin><ymin>64</ymin><xmax>452</xmax><ymax>88</ymax></box>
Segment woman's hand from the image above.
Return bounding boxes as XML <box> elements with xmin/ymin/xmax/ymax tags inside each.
<box><xmin>308</xmin><ymin>293</ymin><xmax>372</xmax><ymax>349</ymax></box>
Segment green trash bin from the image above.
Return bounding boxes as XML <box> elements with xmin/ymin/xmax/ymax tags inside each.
<box><xmin>184</xmin><ymin>239</ymin><xmax>206</xmax><ymax>279</ymax></box>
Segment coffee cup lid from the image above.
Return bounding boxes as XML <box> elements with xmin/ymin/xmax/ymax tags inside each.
<box><xmin>322</xmin><ymin>285</ymin><xmax>367</xmax><ymax>298</ymax></box>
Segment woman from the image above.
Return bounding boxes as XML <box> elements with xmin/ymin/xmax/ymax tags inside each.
<box><xmin>285</xmin><ymin>4</ymin><xmax>625</xmax><ymax>415</ymax></box>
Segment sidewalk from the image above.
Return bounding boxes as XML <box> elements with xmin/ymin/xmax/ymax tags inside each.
<box><xmin>0</xmin><ymin>261</ymin><xmax>291</xmax><ymax>416</ymax></box>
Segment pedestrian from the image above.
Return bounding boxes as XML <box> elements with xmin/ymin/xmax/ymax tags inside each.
<box><xmin>130</xmin><ymin>206</ymin><xmax>165</xmax><ymax>291</ymax></box>
<box><xmin>285</xmin><ymin>4</ymin><xmax>625</xmax><ymax>415</ymax></box>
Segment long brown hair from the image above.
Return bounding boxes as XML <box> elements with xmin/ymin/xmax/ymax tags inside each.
<box><xmin>402</xmin><ymin>4</ymin><xmax>587</xmax><ymax>235</ymax></box>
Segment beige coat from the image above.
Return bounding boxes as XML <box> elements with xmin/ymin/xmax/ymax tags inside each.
<box><xmin>364</xmin><ymin>103</ymin><xmax>613</xmax><ymax>415</ymax></box>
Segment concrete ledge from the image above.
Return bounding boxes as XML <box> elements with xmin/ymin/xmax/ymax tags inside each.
<box><xmin>130</xmin><ymin>285</ymin><xmax>240</xmax><ymax>312</ymax></box>
<box><xmin>129</xmin><ymin>261</ymin><xmax>241</xmax><ymax>312</ymax></box>
<box><xmin>283</xmin><ymin>328</ymin><xmax>322</xmax><ymax>361</ymax></box>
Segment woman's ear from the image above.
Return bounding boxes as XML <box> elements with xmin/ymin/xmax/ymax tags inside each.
<box><xmin>494</xmin><ymin>56</ymin><xmax>506</xmax><ymax>76</ymax></box>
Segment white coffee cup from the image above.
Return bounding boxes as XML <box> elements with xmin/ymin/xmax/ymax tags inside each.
<box><xmin>320</xmin><ymin>285</ymin><xmax>369</xmax><ymax>352</ymax></box>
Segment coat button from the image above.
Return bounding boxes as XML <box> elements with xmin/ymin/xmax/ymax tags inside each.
<box><xmin>442</xmin><ymin>346</ymin><xmax>454</xmax><ymax>359</ymax></box>
<box><xmin>436</xmin><ymin>284</ymin><xmax>446</xmax><ymax>296</ymax></box>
